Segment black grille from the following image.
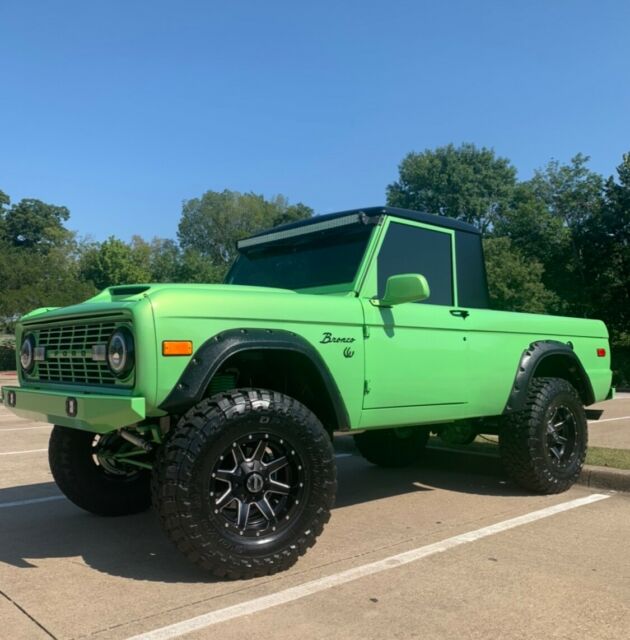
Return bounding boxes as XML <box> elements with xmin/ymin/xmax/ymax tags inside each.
<box><xmin>32</xmin><ymin>320</ymin><xmax>129</xmax><ymax>386</ymax></box>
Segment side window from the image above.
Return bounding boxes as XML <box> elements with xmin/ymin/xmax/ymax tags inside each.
<box><xmin>377</xmin><ymin>222</ymin><xmax>454</xmax><ymax>306</ymax></box>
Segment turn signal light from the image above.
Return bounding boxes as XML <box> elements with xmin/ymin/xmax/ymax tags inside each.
<box><xmin>162</xmin><ymin>341</ymin><xmax>193</xmax><ymax>356</ymax></box>
<box><xmin>597</xmin><ymin>348</ymin><xmax>606</xmax><ymax>357</ymax></box>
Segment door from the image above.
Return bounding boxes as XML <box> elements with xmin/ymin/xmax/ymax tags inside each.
<box><xmin>362</xmin><ymin>219</ymin><xmax>470</xmax><ymax>410</ymax></box>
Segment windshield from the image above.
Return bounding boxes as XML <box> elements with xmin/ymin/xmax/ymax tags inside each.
<box><xmin>226</xmin><ymin>224</ymin><xmax>373</xmax><ymax>290</ymax></box>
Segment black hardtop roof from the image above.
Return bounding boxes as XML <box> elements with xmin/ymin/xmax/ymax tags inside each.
<box><xmin>248</xmin><ymin>206</ymin><xmax>480</xmax><ymax>239</ymax></box>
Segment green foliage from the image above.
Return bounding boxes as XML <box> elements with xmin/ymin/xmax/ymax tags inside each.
<box><xmin>0</xmin><ymin>242</ymin><xmax>96</xmax><ymax>319</ymax></box>
<box><xmin>387</xmin><ymin>143</ymin><xmax>517</xmax><ymax>232</ymax></box>
<box><xmin>0</xmin><ymin>335</ymin><xmax>16</xmax><ymax>371</ymax></box>
<box><xmin>79</xmin><ymin>236</ymin><xmax>152</xmax><ymax>290</ymax></box>
<box><xmin>2</xmin><ymin>198</ymin><xmax>72</xmax><ymax>250</ymax></box>
<box><xmin>581</xmin><ymin>154</ymin><xmax>630</xmax><ymax>344</ymax></box>
<box><xmin>178</xmin><ymin>190</ymin><xmax>313</xmax><ymax>277</ymax></box>
<box><xmin>483</xmin><ymin>237</ymin><xmax>558</xmax><ymax>314</ymax></box>
<box><xmin>527</xmin><ymin>153</ymin><xmax>604</xmax><ymax>228</ymax></box>
<box><xmin>1</xmin><ymin>147</ymin><xmax>628</xmax><ymax>386</ymax></box>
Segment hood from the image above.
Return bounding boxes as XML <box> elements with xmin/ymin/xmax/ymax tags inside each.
<box><xmin>19</xmin><ymin>282</ymin><xmax>296</xmax><ymax>325</ymax></box>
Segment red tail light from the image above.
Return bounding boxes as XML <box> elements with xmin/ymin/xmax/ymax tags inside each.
<box><xmin>597</xmin><ymin>348</ymin><xmax>606</xmax><ymax>357</ymax></box>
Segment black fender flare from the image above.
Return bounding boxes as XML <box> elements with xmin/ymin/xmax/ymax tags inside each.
<box><xmin>503</xmin><ymin>340</ymin><xmax>595</xmax><ymax>413</ymax></box>
<box><xmin>159</xmin><ymin>328</ymin><xmax>350</xmax><ymax>429</ymax></box>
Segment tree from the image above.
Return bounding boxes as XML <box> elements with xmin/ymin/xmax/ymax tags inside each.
<box><xmin>0</xmin><ymin>243</ymin><xmax>95</xmax><ymax>320</ymax></box>
<box><xmin>527</xmin><ymin>153</ymin><xmax>603</xmax><ymax>229</ymax></box>
<box><xmin>177</xmin><ymin>190</ymin><xmax>313</xmax><ymax>279</ymax></box>
<box><xmin>483</xmin><ymin>237</ymin><xmax>558</xmax><ymax>314</ymax></box>
<box><xmin>387</xmin><ymin>143</ymin><xmax>517</xmax><ymax>232</ymax></box>
<box><xmin>79</xmin><ymin>237</ymin><xmax>151</xmax><ymax>290</ymax></box>
<box><xmin>583</xmin><ymin>154</ymin><xmax>630</xmax><ymax>343</ymax></box>
<box><xmin>146</xmin><ymin>238</ymin><xmax>183</xmax><ymax>282</ymax></box>
<box><xmin>2</xmin><ymin>198</ymin><xmax>72</xmax><ymax>250</ymax></box>
<box><xmin>522</xmin><ymin>154</ymin><xmax>606</xmax><ymax>317</ymax></box>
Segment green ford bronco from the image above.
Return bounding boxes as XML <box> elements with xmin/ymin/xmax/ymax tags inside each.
<box><xmin>1</xmin><ymin>206</ymin><xmax>613</xmax><ymax>578</ymax></box>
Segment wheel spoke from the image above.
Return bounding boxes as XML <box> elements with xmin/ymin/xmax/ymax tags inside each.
<box><xmin>264</xmin><ymin>455</ymin><xmax>288</xmax><ymax>474</ymax></box>
<box><xmin>255</xmin><ymin>496</ymin><xmax>277</xmax><ymax>523</ymax></box>
<box><xmin>236</xmin><ymin>500</ymin><xmax>250</xmax><ymax>529</ymax></box>
<box><xmin>231</xmin><ymin>443</ymin><xmax>246</xmax><ymax>465</ymax></box>
<box><xmin>268</xmin><ymin>479</ymin><xmax>290</xmax><ymax>496</ymax></box>
<box><xmin>251</xmin><ymin>439</ymin><xmax>268</xmax><ymax>462</ymax></box>
<box><xmin>550</xmin><ymin>446</ymin><xmax>562</xmax><ymax>461</ymax></box>
<box><xmin>215</xmin><ymin>486</ymin><xmax>234</xmax><ymax>508</ymax></box>
<box><xmin>215</xmin><ymin>468</ymin><xmax>236</xmax><ymax>482</ymax></box>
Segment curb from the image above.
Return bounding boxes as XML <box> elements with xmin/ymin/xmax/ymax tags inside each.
<box><xmin>578</xmin><ymin>465</ymin><xmax>630</xmax><ymax>493</ymax></box>
<box><xmin>424</xmin><ymin>444</ymin><xmax>630</xmax><ymax>494</ymax></box>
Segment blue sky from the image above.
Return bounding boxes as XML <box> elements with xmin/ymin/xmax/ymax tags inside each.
<box><xmin>1</xmin><ymin>1</ymin><xmax>629</xmax><ymax>241</ymax></box>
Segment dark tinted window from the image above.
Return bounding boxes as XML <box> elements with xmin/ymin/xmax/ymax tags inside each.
<box><xmin>377</xmin><ymin>222</ymin><xmax>453</xmax><ymax>305</ymax></box>
<box><xmin>455</xmin><ymin>230</ymin><xmax>489</xmax><ymax>308</ymax></box>
<box><xmin>227</xmin><ymin>225</ymin><xmax>373</xmax><ymax>290</ymax></box>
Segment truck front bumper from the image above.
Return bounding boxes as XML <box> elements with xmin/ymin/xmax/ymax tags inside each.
<box><xmin>0</xmin><ymin>386</ymin><xmax>146</xmax><ymax>434</ymax></box>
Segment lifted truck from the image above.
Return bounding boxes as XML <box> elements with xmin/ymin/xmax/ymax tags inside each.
<box><xmin>1</xmin><ymin>206</ymin><xmax>613</xmax><ymax>578</ymax></box>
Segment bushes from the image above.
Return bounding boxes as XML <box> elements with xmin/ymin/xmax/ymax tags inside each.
<box><xmin>0</xmin><ymin>337</ymin><xmax>16</xmax><ymax>371</ymax></box>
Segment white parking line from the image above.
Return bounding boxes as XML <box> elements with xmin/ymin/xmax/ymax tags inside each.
<box><xmin>0</xmin><ymin>448</ymin><xmax>47</xmax><ymax>456</ymax></box>
<box><xmin>590</xmin><ymin>415</ymin><xmax>630</xmax><ymax>424</ymax></box>
<box><xmin>126</xmin><ymin>493</ymin><xmax>610</xmax><ymax>640</ymax></box>
<box><xmin>0</xmin><ymin>496</ymin><xmax>64</xmax><ymax>509</ymax></box>
<box><xmin>0</xmin><ymin>426</ymin><xmax>50</xmax><ymax>432</ymax></box>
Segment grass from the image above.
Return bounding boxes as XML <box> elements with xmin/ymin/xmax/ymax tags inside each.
<box><xmin>427</xmin><ymin>435</ymin><xmax>630</xmax><ymax>471</ymax></box>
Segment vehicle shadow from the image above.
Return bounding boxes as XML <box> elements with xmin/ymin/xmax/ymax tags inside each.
<box><xmin>0</xmin><ymin>448</ymin><xmax>530</xmax><ymax>583</ymax></box>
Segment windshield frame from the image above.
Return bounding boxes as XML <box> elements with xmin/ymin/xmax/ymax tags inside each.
<box><xmin>226</xmin><ymin>216</ymin><xmax>381</xmax><ymax>294</ymax></box>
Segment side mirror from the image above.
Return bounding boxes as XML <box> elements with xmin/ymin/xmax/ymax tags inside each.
<box><xmin>372</xmin><ymin>274</ymin><xmax>431</xmax><ymax>307</ymax></box>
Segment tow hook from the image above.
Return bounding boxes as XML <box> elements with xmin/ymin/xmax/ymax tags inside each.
<box><xmin>119</xmin><ymin>429</ymin><xmax>153</xmax><ymax>452</ymax></box>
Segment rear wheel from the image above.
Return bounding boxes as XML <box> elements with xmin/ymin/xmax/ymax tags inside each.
<box><xmin>499</xmin><ymin>377</ymin><xmax>587</xmax><ymax>494</ymax></box>
<box><xmin>354</xmin><ymin>427</ymin><xmax>429</xmax><ymax>467</ymax></box>
<box><xmin>49</xmin><ymin>426</ymin><xmax>151</xmax><ymax>516</ymax></box>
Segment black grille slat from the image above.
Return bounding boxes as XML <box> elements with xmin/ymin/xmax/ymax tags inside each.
<box><xmin>32</xmin><ymin>320</ymin><xmax>125</xmax><ymax>386</ymax></box>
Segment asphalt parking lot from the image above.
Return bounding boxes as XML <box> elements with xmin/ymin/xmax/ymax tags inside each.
<box><xmin>1</xmin><ymin>400</ymin><xmax>629</xmax><ymax>640</ymax></box>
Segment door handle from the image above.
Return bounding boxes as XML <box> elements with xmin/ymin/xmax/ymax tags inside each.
<box><xmin>450</xmin><ymin>309</ymin><xmax>470</xmax><ymax>319</ymax></box>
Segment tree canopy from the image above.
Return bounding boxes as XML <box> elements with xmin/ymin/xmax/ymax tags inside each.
<box><xmin>387</xmin><ymin>143</ymin><xmax>517</xmax><ymax>233</ymax></box>
<box><xmin>1</xmin><ymin>147</ymin><xmax>628</xmax><ymax>383</ymax></box>
<box><xmin>178</xmin><ymin>190</ymin><xmax>313</xmax><ymax>277</ymax></box>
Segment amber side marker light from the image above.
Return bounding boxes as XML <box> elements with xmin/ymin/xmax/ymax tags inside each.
<box><xmin>163</xmin><ymin>341</ymin><xmax>193</xmax><ymax>356</ymax></box>
<box><xmin>597</xmin><ymin>348</ymin><xmax>607</xmax><ymax>357</ymax></box>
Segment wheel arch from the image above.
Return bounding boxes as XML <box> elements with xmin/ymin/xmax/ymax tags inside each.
<box><xmin>159</xmin><ymin>328</ymin><xmax>350</xmax><ymax>433</ymax></box>
<box><xmin>503</xmin><ymin>340</ymin><xmax>595</xmax><ymax>413</ymax></box>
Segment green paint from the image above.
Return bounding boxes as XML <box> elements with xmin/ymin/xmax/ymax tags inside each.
<box><xmin>1</xmin><ymin>211</ymin><xmax>612</xmax><ymax>436</ymax></box>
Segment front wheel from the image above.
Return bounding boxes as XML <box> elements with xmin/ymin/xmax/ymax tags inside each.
<box><xmin>499</xmin><ymin>377</ymin><xmax>587</xmax><ymax>494</ymax></box>
<box><xmin>49</xmin><ymin>426</ymin><xmax>152</xmax><ymax>516</ymax></box>
<box><xmin>151</xmin><ymin>389</ymin><xmax>336</xmax><ymax>579</ymax></box>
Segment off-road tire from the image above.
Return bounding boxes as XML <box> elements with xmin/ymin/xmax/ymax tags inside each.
<box><xmin>151</xmin><ymin>389</ymin><xmax>336</xmax><ymax>579</ymax></box>
<box><xmin>499</xmin><ymin>377</ymin><xmax>588</xmax><ymax>494</ymax></box>
<box><xmin>49</xmin><ymin>425</ymin><xmax>152</xmax><ymax>516</ymax></box>
<box><xmin>354</xmin><ymin>427</ymin><xmax>429</xmax><ymax>467</ymax></box>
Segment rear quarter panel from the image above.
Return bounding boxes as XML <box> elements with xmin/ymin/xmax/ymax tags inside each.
<box><xmin>465</xmin><ymin>309</ymin><xmax>611</xmax><ymax>417</ymax></box>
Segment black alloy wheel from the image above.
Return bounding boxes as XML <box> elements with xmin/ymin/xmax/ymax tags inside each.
<box><xmin>545</xmin><ymin>404</ymin><xmax>578</xmax><ymax>469</ymax></box>
<box><xmin>208</xmin><ymin>433</ymin><xmax>306</xmax><ymax>540</ymax></box>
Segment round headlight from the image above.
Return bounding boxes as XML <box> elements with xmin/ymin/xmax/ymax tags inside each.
<box><xmin>20</xmin><ymin>334</ymin><xmax>36</xmax><ymax>373</ymax></box>
<box><xmin>107</xmin><ymin>328</ymin><xmax>134</xmax><ymax>377</ymax></box>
